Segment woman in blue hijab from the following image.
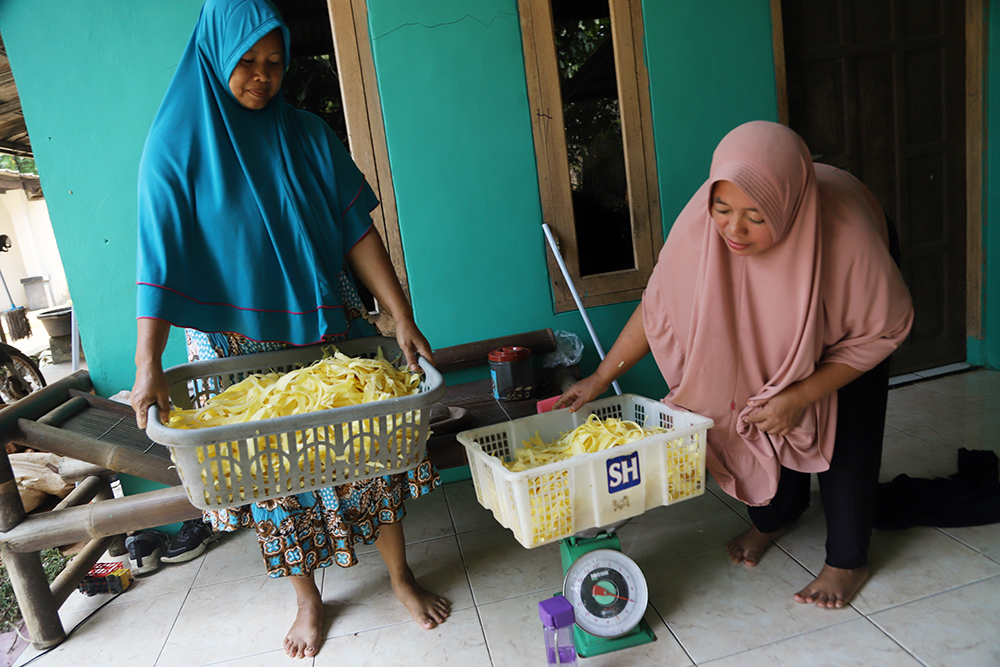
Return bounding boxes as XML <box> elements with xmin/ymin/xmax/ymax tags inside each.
<box><xmin>130</xmin><ymin>0</ymin><xmax>449</xmax><ymax>658</ymax></box>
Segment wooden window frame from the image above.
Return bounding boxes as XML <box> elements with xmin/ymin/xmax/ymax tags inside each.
<box><xmin>519</xmin><ymin>0</ymin><xmax>663</xmax><ymax>312</ymax></box>
<box><xmin>327</xmin><ymin>0</ymin><xmax>408</xmax><ymax>330</ymax></box>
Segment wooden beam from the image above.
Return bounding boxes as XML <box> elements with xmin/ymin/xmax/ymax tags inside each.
<box><xmin>966</xmin><ymin>0</ymin><xmax>985</xmax><ymax>338</ymax></box>
<box><xmin>328</xmin><ymin>0</ymin><xmax>410</xmax><ymax>302</ymax></box>
<box><xmin>0</xmin><ymin>371</ymin><xmax>92</xmax><ymax>448</ymax></box>
<box><xmin>770</xmin><ymin>0</ymin><xmax>789</xmax><ymax>126</ymax></box>
<box><xmin>0</xmin><ymin>140</ymin><xmax>32</xmax><ymax>157</ymax></box>
<box><xmin>16</xmin><ymin>420</ymin><xmax>180</xmax><ymax>486</ymax></box>
<box><xmin>0</xmin><ymin>485</ymin><xmax>199</xmax><ymax>554</ymax></box>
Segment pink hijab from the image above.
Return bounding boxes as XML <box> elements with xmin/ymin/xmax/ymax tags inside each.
<box><xmin>642</xmin><ymin>121</ymin><xmax>913</xmax><ymax>505</ymax></box>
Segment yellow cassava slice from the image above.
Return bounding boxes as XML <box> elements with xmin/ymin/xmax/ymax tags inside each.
<box><xmin>504</xmin><ymin>414</ymin><xmax>665</xmax><ymax>472</ymax></box>
<box><xmin>501</xmin><ymin>414</ymin><xmax>702</xmax><ymax>545</ymax></box>
<box><xmin>167</xmin><ymin>348</ymin><xmax>421</xmax><ymax>494</ymax></box>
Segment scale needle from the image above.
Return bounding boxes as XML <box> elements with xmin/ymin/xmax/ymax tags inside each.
<box><xmin>592</xmin><ymin>584</ymin><xmax>634</xmax><ymax>602</ymax></box>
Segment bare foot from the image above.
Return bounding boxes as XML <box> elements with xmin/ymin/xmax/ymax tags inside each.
<box><xmin>793</xmin><ymin>563</ymin><xmax>868</xmax><ymax>609</ymax></box>
<box><xmin>392</xmin><ymin>571</ymin><xmax>451</xmax><ymax>629</ymax></box>
<box><xmin>725</xmin><ymin>526</ymin><xmax>785</xmax><ymax>566</ymax></box>
<box><xmin>284</xmin><ymin>596</ymin><xmax>324</xmax><ymax>659</ymax></box>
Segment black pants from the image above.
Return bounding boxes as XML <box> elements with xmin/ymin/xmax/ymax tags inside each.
<box><xmin>747</xmin><ymin>351</ymin><xmax>891</xmax><ymax>569</ymax></box>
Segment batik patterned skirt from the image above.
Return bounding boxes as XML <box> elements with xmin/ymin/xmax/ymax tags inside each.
<box><xmin>186</xmin><ymin>269</ymin><xmax>441</xmax><ymax>576</ymax></box>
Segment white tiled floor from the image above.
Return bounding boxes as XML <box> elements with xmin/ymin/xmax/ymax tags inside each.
<box><xmin>12</xmin><ymin>370</ymin><xmax>1000</xmax><ymax>666</ymax></box>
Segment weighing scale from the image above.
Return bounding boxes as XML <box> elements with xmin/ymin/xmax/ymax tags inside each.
<box><xmin>558</xmin><ymin>522</ymin><xmax>655</xmax><ymax>658</ymax></box>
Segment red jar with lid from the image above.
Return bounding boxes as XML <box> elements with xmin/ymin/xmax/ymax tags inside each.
<box><xmin>488</xmin><ymin>346</ymin><xmax>534</xmax><ymax>401</ymax></box>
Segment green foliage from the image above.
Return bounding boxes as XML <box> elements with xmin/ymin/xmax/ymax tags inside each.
<box><xmin>281</xmin><ymin>55</ymin><xmax>348</xmax><ymax>148</ymax></box>
<box><xmin>0</xmin><ymin>548</ymin><xmax>68</xmax><ymax>632</ymax></box>
<box><xmin>0</xmin><ymin>155</ymin><xmax>38</xmax><ymax>177</ymax></box>
<box><xmin>555</xmin><ymin>17</ymin><xmax>608</xmax><ymax>80</ymax></box>
<box><xmin>554</xmin><ymin>16</ymin><xmax>625</xmax><ymax>205</ymax></box>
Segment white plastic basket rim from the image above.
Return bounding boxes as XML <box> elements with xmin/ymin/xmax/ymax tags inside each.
<box><xmin>456</xmin><ymin>394</ymin><xmax>713</xmax><ymax>480</ymax></box>
<box><xmin>146</xmin><ymin>336</ymin><xmax>445</xmax><ymax>448</ymax></box>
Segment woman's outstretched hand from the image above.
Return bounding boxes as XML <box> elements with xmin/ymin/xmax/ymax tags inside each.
<box><xmin>552</xmin><ymin>373</ymin><xmax>610</xmax><ymax>413</ymax></box>
<box><xmin>130</xmin><ymin>366</ymin><xmax>171</xmax><ymax>430</ymax></box>
<box><xmin>394</xmin><ymin>318</ymin><xmax>435</xmax><ymax>372</ymax></box>
<box><xmin>744</xmin><ymin>386</ymin><xmax>808</xmax><ymax>436</ymax></box>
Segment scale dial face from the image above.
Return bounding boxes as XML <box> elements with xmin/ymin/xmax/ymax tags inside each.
<box><xmin>562</xmin><ymin>548</ymin><xmax>648</xmax><ymax>638</ymax></box>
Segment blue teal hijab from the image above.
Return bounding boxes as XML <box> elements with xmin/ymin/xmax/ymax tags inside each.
<box><xmin>136</xmin><ymin>0</ymin><xmax>378</xmax><ymax>345</ymax></box>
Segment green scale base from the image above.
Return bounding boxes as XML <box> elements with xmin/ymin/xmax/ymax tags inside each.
<box><xmin>559</xmin><ymin>533</ymin><xmax>656</xmax><ymax>658</ymax></box>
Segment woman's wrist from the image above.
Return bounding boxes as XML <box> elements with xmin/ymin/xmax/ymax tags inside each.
<box><xmin>135</xmin><ymin>352</ymin><xmax>163</xmax><ymax>375</ymax></box>
<box><xmin>591</xmin><ymin>364</ymin><xmax>618</xmax><ymax>394</ymax></box>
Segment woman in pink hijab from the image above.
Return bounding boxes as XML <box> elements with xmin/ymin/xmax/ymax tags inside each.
<box><xmin>557</xmin><ymin>121</ymin><xmax>914</xmax><ymax>608</ymax></box>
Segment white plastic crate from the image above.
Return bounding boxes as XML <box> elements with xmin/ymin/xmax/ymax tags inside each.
<box><xmin>457</xmin><ymin>394</ymin><xmax>712</xmax><ymax>549</ymax></box>
<box><xmin>146</xmin><ymin>337</ymin><xmax>446</xmax><ymax>511</ymax></box>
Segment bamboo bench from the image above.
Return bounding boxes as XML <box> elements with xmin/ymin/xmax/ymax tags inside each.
<box><xmin>0</xmin><ymin>372</ymin><xmax>199</xmax><ymax>650</ymax></box>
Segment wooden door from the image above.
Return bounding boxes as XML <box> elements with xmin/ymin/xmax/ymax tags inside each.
<box><xmin>780</xmin><ymin>0</ymin><xmax>967</xmax><ymax>375</ymax></box>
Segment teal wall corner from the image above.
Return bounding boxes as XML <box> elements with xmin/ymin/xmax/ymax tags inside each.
<box><xmin>439</xmin><ymin>465</ymin><xmax>472</xmax><ymax>484</ymax></box>
<box><xmin>966</xmin><ymin>337</ymin><xmax>989</xmax><ymax>368</ymax></box>
<box><xmin>985</xmin><ymin>0</ymin><xmax>1000</xmax><ymax>371</ymax></box>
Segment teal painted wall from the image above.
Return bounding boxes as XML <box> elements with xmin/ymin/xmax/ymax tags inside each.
<box><xmin>0</xmin><ymin>1</ymin><xmax>199</xmax><ymax>400</ymax></box>
<box><xmin>0</xmin><ymin>1</ymin><xmax>201</xmax><ymax>514</ymax></box>
<box><xmin>982</xmin><ymin>0</ymin><xmax>1000</xmax><ymax>369</ymax></box>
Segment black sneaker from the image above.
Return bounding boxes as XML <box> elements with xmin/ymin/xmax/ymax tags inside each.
<box><xmin>125</xmin><ymin>530</ymin><xmax>169</xmax><ymax>576</ymax></box>
<box><xmin>160</xmin><ymin>519</ymin><xmax>220</xmax><ymax>564</ymax></box>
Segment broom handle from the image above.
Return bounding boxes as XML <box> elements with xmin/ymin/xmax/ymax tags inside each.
<box><xmin>542</xmin><ymin>223</ymin><xmax>622</xmax><ymax>396</ymax></box>
<box><xmin>0</xmin><ymin>265</ymin><xmax>14</xmax><ymax>308</ymax></box>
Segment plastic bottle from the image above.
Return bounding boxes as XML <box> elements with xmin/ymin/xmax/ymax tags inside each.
<box><xmin>538</xmin><ymin>594</ymin><xmax>577</xmax><ymax>666</ymax></box>
<box><xmin>488</xmin><ymin>346</ymin><xmax>534</xmax><ymax>401</ymax></box>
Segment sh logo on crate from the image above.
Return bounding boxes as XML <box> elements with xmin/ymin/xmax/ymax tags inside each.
<box><xmin>607</xmin><ymin>451</ymin><xmax>641</xmax><ymax>493</ymax></box>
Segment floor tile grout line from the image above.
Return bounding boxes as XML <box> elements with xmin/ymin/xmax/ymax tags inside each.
<box><xmin>688</xmin><ymin>615</ymin><xmax>862</xmax><ymax>666</ymax></box>
<box><xmin>444</xmin><ymin>483</ymin><xmax>497</xmax><ymax>639</ymax></box>
<box><xmin>857</xmin><ymin>571</ymin><xmax>1000</xmax><ymax>620</ymax></box>
<box><xmin>886</xmin><ymin>390</ymin><xmax>998</xmax><ymax>421</ymax></box>
<box><xmin>888</xmin><ymin>428</ymin><xmax>976</xmax><ymax>453</ymax></box>
<box><xmin>470</xmin><ymin>603</ymin><xmax>495</xmax><ymax>667</ymax></box>
<box><xmin>933</xmin><ymin>527</ymin><xmax>1000</xmax><ymax>566</ymax></box>
<box><xmin>646</xmin><ymin>599</ymin><xmax>698</xmax><ymax>666</ymax></box>
<box><xmin>904</xmin><ymin>380</ymin><xmax>1000</xmax><ymax>407</ymax></box>
<box><xmin>862</xmin><ymin>614</ymin><xmax>934</xmax><ymax>667</ymax></box>
<box><xmin>154</xmin><ymin>554</ymin><xmax>209</xmax><ymax>667</ymax></box>
<box><xmin>134</xmin><ymin>590</ymin><xmax>190</xmax><ymax>667</ymax></box>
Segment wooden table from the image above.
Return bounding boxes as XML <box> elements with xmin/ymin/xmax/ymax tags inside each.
<box><xmin>426</xmin><ymin>368</ymin><xmax>577</xmax><ymax>469</ymax></box>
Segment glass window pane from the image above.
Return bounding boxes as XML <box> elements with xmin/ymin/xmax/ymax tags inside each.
<box><xmin>553</xmin><ymin>0</ymin><xmax>634</xmax><ymax>276</ymax></box>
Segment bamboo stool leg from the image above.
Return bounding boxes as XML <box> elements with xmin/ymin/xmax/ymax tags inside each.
<box><xmin>0</xmin><ymin>545</ymin><xmax>65</xmax><ymax>649</ymax></box>
<box><xmin>0</xmin><ymin>450</ymin><xmax>65</xmax><ymax>649</ymax></box>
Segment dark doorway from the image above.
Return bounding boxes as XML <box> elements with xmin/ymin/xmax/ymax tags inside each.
<box><xmin>780</xmin><ymin>0</ymin><xmax>967</xmax><ymax>375</ymax></box>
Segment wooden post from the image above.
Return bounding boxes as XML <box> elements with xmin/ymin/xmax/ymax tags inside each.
<box><xmin>49</xmin><ymin>534</ymin><xmax>117</xmax><ymax>608</ymax></box>
<box><xmin>0</xmin><ymin>443</ymin><xmax>65</xmax><ymax>649</ymax></box>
